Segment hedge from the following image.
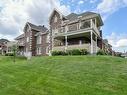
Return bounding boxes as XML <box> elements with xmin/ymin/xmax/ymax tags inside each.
<box><xmin>52</xmin><ymin>49</ymin><xmax>89</xmax><ymax>56</ymax></box>
<box><xmin>97</xmin><ymin>49</ymin><xmax>106</xmax><ymax>55</ymax></box>
<box><xmin>5</xmin><ymin>53</ymin><xmax>14</xmax><ymax>56</ymax></box>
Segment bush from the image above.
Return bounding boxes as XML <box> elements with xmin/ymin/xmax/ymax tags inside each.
<box><xmin>80</xmin><ymin>49</ymin><xmax>89</xmax><ymax>55</ymax></box>
<box><xmin>52</xmin><ymin>49</ymin><xmax>89</xmax><ymax>56</ymax></box>
<box><xmin>67</xmin><ymin>49</ymin><xmax>81</xmax><ymax>55</ymax></box>
<box><xmin>5</xmin><ymin>53</ymin><xmax>14</xmax><ymax>56</ymax></box>
<box><xmin>52</xmin><ymin>51</ymin><xmax>67</xmax><ymax>56</ymax></box>
<box><xmin>97</xmin><ymin>50</ymin><xmax>106</xmax><ymax>55</ymax></box>
<box><xmin>66</xmin><ymin>50</ymin><xmax>73</xmax><ymax>55</ymax></box>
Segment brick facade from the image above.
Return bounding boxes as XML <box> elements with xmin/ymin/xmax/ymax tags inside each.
<box><xmin>16</xmin><ymin>22</ymin><xmax>50</xmax><ymax>56</ymax></box>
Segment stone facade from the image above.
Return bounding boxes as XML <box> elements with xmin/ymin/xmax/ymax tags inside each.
<box><xmin>49</xmin><ymin>9</ymin><xmax>104</xmax><ymax>54</ymax></box>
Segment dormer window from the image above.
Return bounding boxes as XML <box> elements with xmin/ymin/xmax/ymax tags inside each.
<box><xmin>54</xmin><ymin>15</ymin><xmax>57</xmax><ymax>22</ymax></box>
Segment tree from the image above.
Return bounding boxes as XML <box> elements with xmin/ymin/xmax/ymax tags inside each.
<box><xmin>12</xmin><ymin>45</ymin><xmax>18</xmax><ymax>63</ymax></box>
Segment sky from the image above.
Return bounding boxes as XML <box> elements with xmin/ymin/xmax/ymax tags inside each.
<box><xmin>0</xmin><ymin>0</ymin><xmax>127</xmax><ymax>52</ymax></box>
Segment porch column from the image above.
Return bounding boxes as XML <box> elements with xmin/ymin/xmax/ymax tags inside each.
<box><xmin>95</xmin><ymin>18</ymin><xmax>97</xmax><ymax>27</ymax></box>
<box><xmin>90</xmin><ymin>31</ymin><xmax>93</xmax><ymax>54</ymax></box>
<box><xmin>90</xmin><ymin>19</ymin><xmax>93</xmax><ymax>28</ymax></box>
<box><xmin>96</xmin><ymin>36</ymin><xmax>97</xmax><ymax>53</ymax></box>
<box><xmin>65</xmin><ymin>35</ymin><xmax>68</xmax><ymax>51</ymax></box>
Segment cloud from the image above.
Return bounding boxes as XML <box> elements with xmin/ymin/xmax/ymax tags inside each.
<box><xmin>116</xmin><ymin>39</ymin><xmax>127</xmax><ymax>47</ymax></box>
<box><xmin>90</xmin><ymin>0</ymin><xmax>97</xmax><ymax>3</ymax></box>
<box><xmin>106</xmin><ymin>32</ymin><xmax>127</xmax><ymax>52</ymax></box>
<box><xmin>78</xmin><ymin>0</ymin><xmax>84</xmax><ymax>4</ymax></box>
<box><xmin>0</xmin><ymin>0</ymin><xmax>71</xmax><ymax>40</ymax></box>
<box><xmin>96</xmin><ymin>0</ymin><xmax>127</xmax><ymax>20</ymax></box>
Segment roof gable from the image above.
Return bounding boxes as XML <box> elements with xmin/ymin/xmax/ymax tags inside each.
<box><xmin>49</xmin><ymin>8</ymin><xmax>67</xmax><ymax>23</ymax></box>
<box><xmin>24</xmin><ymin>22</ymin><xmax>48</xmax><ymax>32</ymax></box>
<box><xmin>65</xmin><ymin>11</ymin><xmax>103</xmax><ymax>26</ymax></box>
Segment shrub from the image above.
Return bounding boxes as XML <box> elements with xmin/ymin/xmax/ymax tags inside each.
<box><xmin>66</xmin><ymin>50</ymin><xmax>73</xmax><ymax>55</ymax></box>
<box><xmin>52</xmin><ymin>51</ymin><xmax>67</xmax><ymax>56</ymax></box>
<box><xmin>80</xmin><ymin>49</ymin><xmax>89</xmax><ymax>55</ymax></box>
<box><xmin>5</xmin><ymin>53</ymin><xmax>14</xmax><ymax>56</ymax></box>
<box><xmin>97</xmin><ymin>50</ymin><xmax>105</xmax><ymax>55</ymax></box>
<box><xmin>68</xmin><ymin>49</ymin><xmax>81</xmax><ymax>55</ymax></box>
<box><xmin>52</xmin><ymin>49</ymin><xmax>89</xmax><ymax>56</ymax></box>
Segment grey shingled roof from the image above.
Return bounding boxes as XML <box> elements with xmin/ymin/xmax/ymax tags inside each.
<box><xmin>66</xmin><ymin>11</ymin><xmax>98</xmax><ymax>21</ymax></box>
<box><xmin>15</xmin><ymin>34</ymin><xmax>25</xmax><ymax>40</ymax></box>
<box><xmin>78</xmin><ymin>12</ymin><xmax>98</xmax><ymax>17</ymax></box>
<box><xmin>66</xmin><ymin>13</ymin><xmax>78</xmax><ymax>21</ymax></box>
<box><xmin>27</xmin><ymin>22</ymin><xmax>48</xmax><ymax>32</ymax></box>
<box><xmin>0</xmin><ymin>39</ymin><xmax>9</xmax><ymax>44</ymax></box>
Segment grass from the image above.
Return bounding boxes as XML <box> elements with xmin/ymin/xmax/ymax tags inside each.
<box><xmin>0</xmin><ymin>55</ymin><xmax>127</xmax><ymax>95</ymax></box>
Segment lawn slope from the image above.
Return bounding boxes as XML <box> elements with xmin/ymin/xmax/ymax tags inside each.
<box><xmin>0</xmin><ymin>56</ymin><xmax>127</xmax><ymax>95</ymax></box>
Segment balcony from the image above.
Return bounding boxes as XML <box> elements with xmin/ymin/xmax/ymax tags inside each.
<box><xmin>53</xmin><ymin>44</ymin><xmax>91</xmax><ymax>52</ymax></box>
<box><xmin>53</xmin><ymin>20</ymin><xmax>100</xmax><ymax>37</ymax></box>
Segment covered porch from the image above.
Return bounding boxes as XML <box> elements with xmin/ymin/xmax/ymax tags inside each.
<box><xmin>52</xmin><ymin>31</ymin><xmax>100</xmax><ymax>54</ymax></box>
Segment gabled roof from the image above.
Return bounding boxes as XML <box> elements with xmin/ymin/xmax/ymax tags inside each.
<box><xmin>27</xmin><ymin>22</ymin><xmax>48</xmax><ymax>32</ymax></box>
<box><xmin>49</xmin><ymin>8</ymin><xmax>67</xmax><ymax>22</ymax></box>
<box><xmin>66</xmin><ymin>13</ymin><xmax>78</xmax><ymax>21</ymax></box>
<box><xmin>0</xmin><ymin>39</ymin><xmax>9</xmax><ymax>43</ymax></box>
<box><xmin>15</xmin><ymin>34</ymin><xmax>25</xmax><ymax>40</ymax></box>
<box><xmin>65</xmin><ymin>11</ymin><xmax>103</xmax><ymax>26</ymax></box>
<box><xmin>78</xmin><ymin>11</ymin><xmax>98</xmax><ymax>17</ymax></box>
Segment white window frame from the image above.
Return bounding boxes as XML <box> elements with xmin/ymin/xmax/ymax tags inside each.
<box><xmin>46</xmin><ymin>34</ymin><xmax>50</xmax><ymax>43</ymax></box>
<box><xmin>27</xmin><ymin>37</ymin><xmax>29</xmax><ymax>42</ymax></box>
<box><xmin>39</xmin><ymin>47</ymin><xmax>41</xmax><ymax>54</ymax></box>
<box><xmin>36</xmin><ymin>47</ymin><xmax>41</xmax><ymax>55</ymax></box>
<box><xmin>37</xmin><ymin>36</ymin><xmax>42</xmax><ymax>44</ymax></box>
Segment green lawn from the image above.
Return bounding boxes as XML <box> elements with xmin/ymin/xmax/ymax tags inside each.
<box><xmin>0</xmin><ymin>56</ymin><xmax>127</xmax><ymax>95</ymax></box>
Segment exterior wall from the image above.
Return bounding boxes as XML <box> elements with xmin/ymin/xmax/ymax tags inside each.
<box><xmin>50</xmin><ymin>11</ymin><xmax>62</xmax><ymax>31</ymax></box>
<box><xmin>5</xmin><ymin>41</ymin><xmax>17</xmax><ymax>54</ymax></box>
<box><xmin>31</xmin><ymin>30</ymin><xmax>38</xmax><ymax>56</ymax></box>
<box><xmin>0</xmin><ymin>43</ymin><xmax>7</xmax><ymax>55</ymax></box>
<box><xmin>68</xmin><ymin>23</ymin><xmax>78</xmax><ymax>32</ymax></box>
<box><xmin>102</xmin><ymin>42</ymin><xmax>112</xmax><ymax>54</ymax></box>
<box><xmin>50</xmin><ymin>10</ymin><xmax>62</xmax><ymax>52</ymax></box>
<box><xmin>16</xmin><ymin>23</ymin><xmax>50</xmax><ymax>56</ymax></box>
<box><xmin>24</xmin><ymin>25</ymin><xmax>39</xmax><ymax>56</ymax></box>
<box><xmin>17</xmin><ymin>37</ymin><xmax>25</xmax><ymax>46</ymax></box>
<box><xmin>97</xmin><ymin>39</ymin><xmax>103</xmax><ymax>49</ymax></box>
<box><xmin>24</xmin><ymin>25</ymin><xmax>31</xmax><ymax>53</ymax></box>
<box><xmin>49</xmin><ymin>10</ymin><xmax>101</xmax><ymax>54</ymax></box>
<box><xmin>36</xmin><ymin>33</ymin><xmax>50</xmax><ymax>56</ymax></box>
<box><xmin>16</xmin><ymin>37</ymin><xmax>25</xmax><ymax>56</ymax></box>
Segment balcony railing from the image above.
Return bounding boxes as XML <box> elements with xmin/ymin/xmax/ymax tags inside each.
<box><xmin>53</xmin><ymin>20</ymin><xmax>100</xmax><ymax>37</ymax></box>
<box><xmin>53</xmin><ymin>44</ymin><xmax>91</xmax><ymax>52</ymax></box>
<box><xmin>92</xmin><ymin>22</ymin><xmax>100</xmax><ymax>36</ymax></box>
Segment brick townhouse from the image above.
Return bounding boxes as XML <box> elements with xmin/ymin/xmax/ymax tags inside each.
<box><xmin>15</xmin><ymin>9</ymin><xmax>112</xmax><ymax>56</ymax></box>
<box><xmin>15</xmin><ymin>22</ymin><xmax>50</xmax><ymax>56</ymax></box>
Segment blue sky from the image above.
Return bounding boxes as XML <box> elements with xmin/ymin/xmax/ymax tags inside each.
<box><xmin>0</xmin><ymin>0</ymin><xmax>127</xmax><ymax>52</ymax></box>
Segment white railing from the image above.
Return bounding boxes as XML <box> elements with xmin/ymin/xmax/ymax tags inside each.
<box><xmin>53</xmin><ymin>44</ymin><xmax>91</xmax><ymax>52</ymax></box>
<box><xmin>53</xmin><ymin>20</ymin><xmax>100</xmax><ymax>37</ymax></box>
<box><xmin>92</xmin><ymin>22</ymin><xmax>100</xmax><ymax>36</ymax></box>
